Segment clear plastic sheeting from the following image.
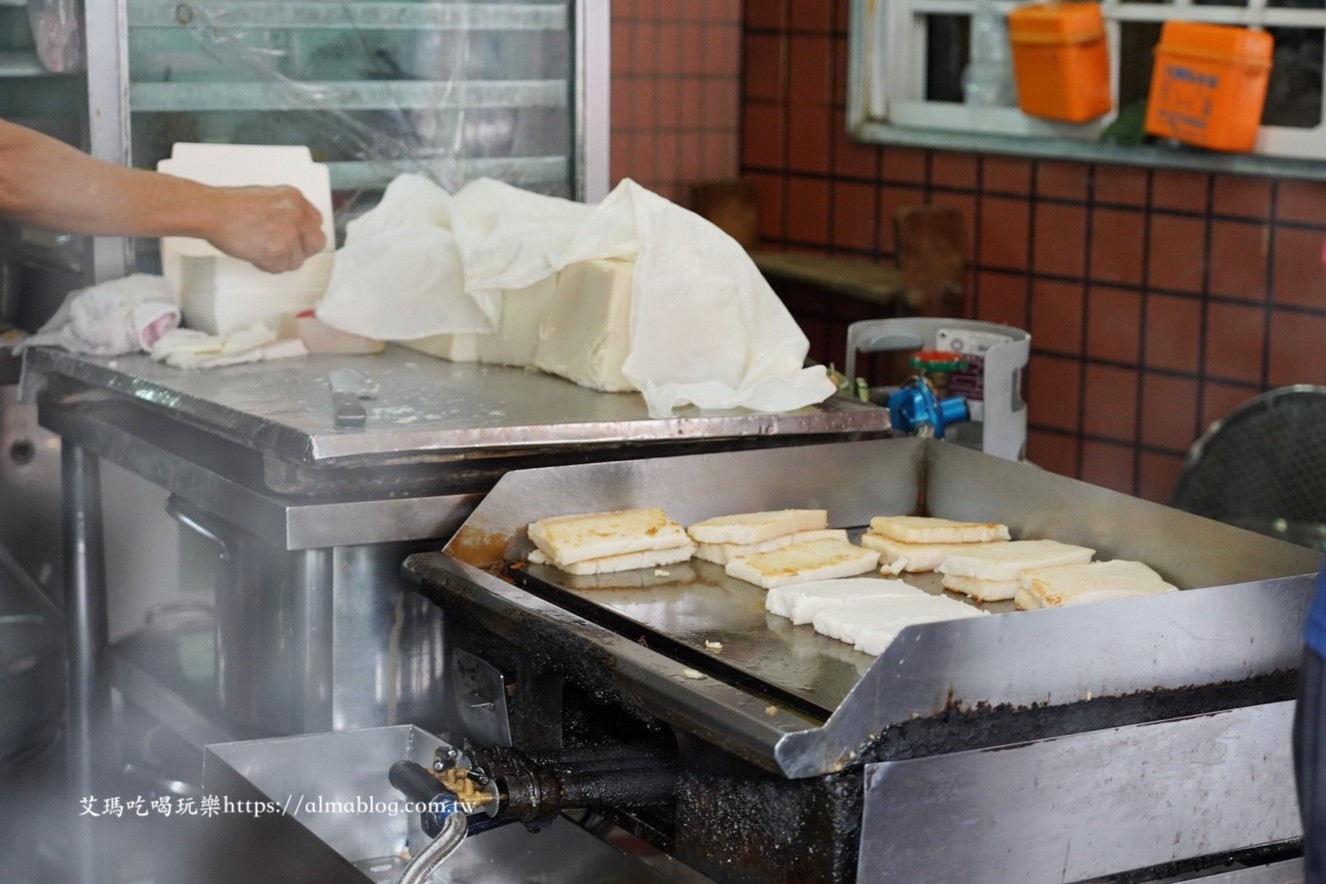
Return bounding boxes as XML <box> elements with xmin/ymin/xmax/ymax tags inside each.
<box><xmin>27</xmin><ymin>0</ymin><xmax>84</xmax><ymax>73</ymax></box>
<box><xmin>317</xmin><ymin>176</ymin><xmax>837</xmax><ymax>417</ymax></box>
<box><xmin>124</xmin><ymin>0</ymin><xmax>574</xmax><ymax>240</ymax></box>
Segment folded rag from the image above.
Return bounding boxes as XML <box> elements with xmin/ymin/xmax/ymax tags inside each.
<box><xmin>19</xmin><ymin>273</ymin><xmax>180</xmax><ymax>356</ymax></box>
<box><xmin>151</xmin><ymin>324</ymin><xmax>308</xmax><ymax>369</ymax></box>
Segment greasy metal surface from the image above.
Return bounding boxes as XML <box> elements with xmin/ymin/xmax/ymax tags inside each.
<box><xmin>433</xmin><ymin>437</ymin><xmax>1320</xmax><ymax>778</ymax></box>
<box><xmin>515</xmin><ymin>557</ymin><xmax>953</xmax><ymax>718</ymax></box>
<box><xmin>23</xmin><ymin>346</ymin><xmax>887</xmax><ymax>466</ymax></box>
<box><xmin>1185</xmin><ymin>859</ymin><xmax>1304</xmax><ymax>883</ymax></box>
<box><xmin>857</xmin><ymin>702</ymin><xmax>1301</xmax><ymax>883</ymax></box>
<box><xmin>406</xmin><ymin>552</ymin><xmax>807</xmax><ymax>775</ymax></box>
<box><xmin>861</xmin><ymin>669</ymin><xmax>1297</xmax><ymax>767</ymax></box>
<box><xmin>673</xmin><ymin>738</ymin><xmax>862</xmax><ymax>884</ymax></box>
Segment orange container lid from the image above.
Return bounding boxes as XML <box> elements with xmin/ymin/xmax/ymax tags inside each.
<box><xmin>1156</xmin><ymin>20</ymin><xmax>1273</xmax><ymax>68</ymax></box>
<box><xmin>1008</xmin><ymin>2</ymin><xmax>1105</xmax><ymax>44</ymax></box>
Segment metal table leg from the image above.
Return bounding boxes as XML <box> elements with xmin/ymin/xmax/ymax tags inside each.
<box><xmin>292</xmin><ymin>548</ymin><xmax>335</xmax><ymax>732</ymax></box>
<box><xmin>62</xmin><ymin>441</ymin><xmax>111</xmax><ymax>884</ymax></box>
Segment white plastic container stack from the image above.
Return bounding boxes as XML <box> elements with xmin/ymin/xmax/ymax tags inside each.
<box><xmin>157</xmin><ymin>144</ymin><xmax>336</xmax><ymax>335</ymax></box>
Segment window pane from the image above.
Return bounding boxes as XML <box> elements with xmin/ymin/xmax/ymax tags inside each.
<box><xmin>1119</xmin><ymin>21</ymin><xmax>1163</xmax><ymax>108</ymax></box>
<box><xmin>1267</xmin><ymin>0</ymin><xmax>1325</xmax><ymax>10</ymax></box>
<box><xmin>1263</xmin><ymin>27</ymin><xmax>1324</xmax><ymax>127</ymax></box>
<box><xmin>925</xmin><ymin>14</ymin><xmax>969</xmax><ymax>103</ymax></box>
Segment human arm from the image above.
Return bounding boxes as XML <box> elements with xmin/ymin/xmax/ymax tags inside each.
<box><xmin>0</xmin><ymin>118</ymin><xmax>326</xmax><ymax>273</ymax></box>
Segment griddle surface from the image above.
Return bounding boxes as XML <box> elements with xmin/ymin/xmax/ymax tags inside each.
<box><xmin>512</xmin><ymin>530</ymin><xmax>1004</xmax><ymax>717</ymax></box>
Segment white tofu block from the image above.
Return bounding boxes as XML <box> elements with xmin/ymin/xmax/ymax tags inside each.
<box><xmin>533</xmin><ymin>259</ymin><xmax>635</xmax><ymax>392</ymax></box>
<box><xmin>527</xmin><ymin>508</ymin><xmax>689</xmax><ymax>567</ymax></box>
<box><xmin>477</xmin><ymin>277</ymin><xmax>558</xmax><ymax>366</ymax></box>
<box><xmin>725</xmin><ymin>539</ymin><xmax>880</xmax><ymax>590</ymax></box>
<box><xmin>1014</xmin><ymin>560</ymin><xmax>1178</xmax><ymax>610</ymax></box>
<box><xmin>159</xmin><ymin>145</ymin><xmax>336</xmax><ymax>335</ymax></box>
<box><xmin>940</xmin><ymin>574</ymin><xmax>1019</xmax><ymax>602</ymax></box>
<box><xmin>528</xmin><ymin>542</ymin><xmax>696</xmax><ymax>576</ymax></box>
<box><xmin>811</xmin><ymin>595</ymin><xmax>985</xmax><ymax>650</ymax></box>
<box><xmin>936</xmin><ymin>540</ymin><xmax>1095</xmax><ymax>582</ymax></box>
<box><xmin>765</xmin><ymin>577</ymin><xmax>924</xmax><ymax>625</ymax></box>
<box><xmin>399</xmin><ymin>333</ymin><xmax>481</xmax><ymax>362</ymax></box>
<box><xmin>867</xmin><ymin>515</ymin><xmax>1010</xmax><ymax>544</ymax></box>
<box><xmin>853</xmin><ymin>603</ymin><xmax>987</xmax><ymax>656</ymax></box>
<box><xmin>688</xmin><ymin>509</ymin><xmax>829</xmax><ymax>545</ymax></box>
<box><xmin>171</xmin><ymin>252</ymin><xmax>336</xmax><ymax>335</ymax></box>
<box><xmin>859</xmin><ymin>535</ymin><xmax>1004</xmax><ymax>573</ymax></box>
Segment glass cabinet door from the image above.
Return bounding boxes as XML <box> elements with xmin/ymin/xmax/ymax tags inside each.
<box><xmin>123</xmin><ymin>0</ymin><xmax>580</xmax><ymax>240</ymax></box>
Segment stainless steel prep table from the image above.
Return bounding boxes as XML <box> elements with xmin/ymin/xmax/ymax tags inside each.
<box><xmin>20</xmin><ymin>343</ymin><xmax>886</xmax><ymax>878</ymax></box>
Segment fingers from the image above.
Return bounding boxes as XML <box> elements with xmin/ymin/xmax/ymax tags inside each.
<box><xmin>297</xmin><ymin>206</ymin><xmax>327</xmax><ymax>258</ymax></box>
<box><xmin>208</xmin><ymin>185</ymin><xmax>328</xmax><ymax>273</ymax></box>
<box><xmin>272</xmin><ymin>187</ymin><xmax>325</xmax><ymax>271</ymax></box>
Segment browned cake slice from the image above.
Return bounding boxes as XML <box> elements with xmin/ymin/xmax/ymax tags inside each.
<box><xmin>527</xmin><ymin>508</ymin><xmax>689</xmax><ymax>567</ymax></box>
<box><xmin>725</xmin><ymin>538</ymin><xmax>880</xmax><ymax>590</ymax></box>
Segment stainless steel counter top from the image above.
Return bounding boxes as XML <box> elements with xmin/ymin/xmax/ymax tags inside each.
<box><xmin>24</xmin><ymin>346</ymin><xmax>887</xmax><ymax>467</ymax></box>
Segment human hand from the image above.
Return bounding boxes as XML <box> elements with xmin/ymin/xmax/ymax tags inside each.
<box><xmin>203</xmin><ymin>186</ymin><xmax>327</xmax><ymax>273</ymax></box>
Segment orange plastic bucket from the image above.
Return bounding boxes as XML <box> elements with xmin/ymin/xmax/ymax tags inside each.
<box><xmin>1145</xmin><ymin>21</ymin><xmax>1273</xmax><ymax>152</ymax></box>
<box><xmin>1008</xmin><ymin>3</ymin><xmax>1112</xmax><ymax>123</ymax></box>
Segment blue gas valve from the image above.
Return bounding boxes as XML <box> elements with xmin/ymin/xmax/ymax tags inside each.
<box><xmin>887</xmin><ymin>378</ymin><xmax>970</xmax><ymax>439</ymax></box>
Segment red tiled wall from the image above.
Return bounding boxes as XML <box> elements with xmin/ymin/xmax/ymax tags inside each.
<box><xmin>742</xmin><ymin>0</ymin><xmax>1326</xmax><ymax>503</ymax></box>
<box><xmin>609</xmin><ymin>0</ymin><xmax>743</xmax><ymax>202</ymax></box>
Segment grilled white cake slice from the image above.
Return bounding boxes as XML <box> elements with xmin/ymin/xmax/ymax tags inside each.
<box><xmin>1014</xmin><ymin>560</ymin><xmax>1178</xmax><ymax>610</ymax></box>
<box><xmin>688</xmin><ymin>509</ymin><xmax>829</xmax><ymax>545</ymax></box>
<box><xmin>765</xmin><ymin>577</ymin><xmax>923</xmax><ymax>625</ymax></box>
<box><xmin>695</xmin><ymin>529</ymin><xmax>848</xmax><ymax>565</ymax></box>
<box><xmin>941</xmin><ymin>574</ymin><xmax>1020</xmax><ymax>602</ymax></box>
<box><xmin>725</xmin><ymin>538</ymin><xmax>880</xmax><ymax>590</ymax></box>
<box><xmin>936</xmin><ymin>540</ymin><xmax>1095</xmax><ymax>582</ymax></box>
<box><xmin>527</xmin><ymin>508</ymin><xmax>689</xmax><ymax>567</ymax></box>
<box><xmin>858</xmin><ymin>535</ymin><xmax>1004</xmax><ymax>573</ymax></box>
<box><xmin>528</xmin><ymin>543</ymin><xmax>697</xmax><ymax>576</ymax></box>
<box><xmin>811</xmin><ymin>595</ymin><xmax>986</xmax><ymax>651</ymax></box>
<box><xmin>867</xmin><ymin>515</ymin><xmax>1010</xmax><ymax>545</ymax></box>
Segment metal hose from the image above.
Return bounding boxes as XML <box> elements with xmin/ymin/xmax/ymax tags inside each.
<box><xmin>395</xmin><ymin>810</ymin><xmax>467</xmax><ymax>884</ymax></box>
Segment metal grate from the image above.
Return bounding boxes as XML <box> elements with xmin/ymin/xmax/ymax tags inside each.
<box><xmin>1172</xmin><ymin>385</ymin><xmax>1326</xmax><ymax>549</ymax></box>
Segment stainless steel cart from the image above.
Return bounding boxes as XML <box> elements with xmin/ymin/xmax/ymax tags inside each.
<box><xmin>22</xmin><ymin>344</ymin><xmax>885</xmax><ymax>883</ymax></box>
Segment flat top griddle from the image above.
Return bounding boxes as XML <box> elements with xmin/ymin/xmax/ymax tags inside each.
<box><xmin>426</xmin><ymin>438</ymin><xmax>1322</xmax><ymax>777</ymax></box>
<box><xmin>512</xmin><ymin>529</ymin><xmax>1007</xmax><ymax>718</ymax></box>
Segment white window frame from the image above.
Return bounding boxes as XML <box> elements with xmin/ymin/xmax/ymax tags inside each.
<box><xmin>851</xmin><ymin>0</ymin><xmax>1326</xmax><ymax>163</ymax></box>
